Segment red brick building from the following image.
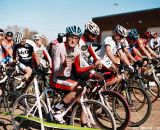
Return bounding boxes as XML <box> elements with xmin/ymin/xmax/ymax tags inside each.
<box><xmin>92</xmin><ymin>8</ymin><xmax>160</xmax><ymax>42</ymax></box>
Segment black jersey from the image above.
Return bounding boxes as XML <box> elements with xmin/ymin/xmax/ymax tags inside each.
<box><xmin>13</xmin><ymin>40</ymin><xmax>37</xmax><ymax>65</ymax></box>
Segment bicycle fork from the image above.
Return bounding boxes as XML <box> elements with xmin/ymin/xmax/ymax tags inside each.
<box><xmin>80</xmin><ymin>96</ymin><xmax>96</xmax><ymax>127</ymax></box>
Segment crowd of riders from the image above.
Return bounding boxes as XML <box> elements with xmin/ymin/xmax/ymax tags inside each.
<box><xmin>0</xmin><ymin>22</ymin><xmax>160</xmax><ymax>127</ymax></box>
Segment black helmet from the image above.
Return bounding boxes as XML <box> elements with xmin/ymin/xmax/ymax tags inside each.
<box><xmin>6</xmin><ymin>31</ymin><xmax>13</xmax><ymax>37</ymax></box>
<box><xmin>58</xmin><ymin>33</ymin><xmax>65</xmax><ymax>39</ymax></box>
<box><xmin>0</xmin><ymin>28</ymin><xmax>4</xmax><ymax>35</ymax></box>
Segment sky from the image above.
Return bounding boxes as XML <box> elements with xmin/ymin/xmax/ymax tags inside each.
<box><xmin>1</xmin><ymin>0</ymin><xmax>160</xmax><ymax>41</ymax></box>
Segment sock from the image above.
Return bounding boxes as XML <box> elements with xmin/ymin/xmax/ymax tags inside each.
<box><xmin>55</xmin><ymin>100</ymin><xmax>67</xmax><ymax>110</ymax></box>
<box><xmin>81</xmin><ymin>123</ymin><xmax>88</xmax><ymax>127</ymax></box>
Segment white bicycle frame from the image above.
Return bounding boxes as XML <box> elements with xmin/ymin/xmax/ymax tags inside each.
<box><xmin>24</xmin><ymin>75</ymin><xmax>45</xmax><ymax>130</ymax></box>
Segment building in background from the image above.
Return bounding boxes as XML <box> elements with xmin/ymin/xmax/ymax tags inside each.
<box><xmin>93</xmin><ymin>8</ymin><xmax>160</xmax><ymax>43</ymax></box>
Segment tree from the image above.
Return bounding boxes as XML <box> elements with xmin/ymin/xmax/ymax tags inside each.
<box><xmin>4</xmin><ymin>25</ymin><xmax>48</xmax><ymax>45</ymax></box>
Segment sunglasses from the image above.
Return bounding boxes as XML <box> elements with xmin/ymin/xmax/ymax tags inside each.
<box><xmin>90</xmin><ymin>33</ymin><xmax>97</xmax><ymax>38</ymax></box>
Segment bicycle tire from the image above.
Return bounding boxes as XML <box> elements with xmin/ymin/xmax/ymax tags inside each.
<box><xmin>141</xmin><ymin>74</ymin><xmax>160</xmax><ymax>103</ymax></box>
<box><xmin>101</xmin><ymin>90</ymin><xmax>130</xmax><ymax>130</ymax></box>
<box><xmin>120</xmin><ymin>86</ymin><xmax>152</xmax><ymax>127</ymax></box>
<box><xmin>12</xmin><ymin>94</ymin><xmax>50</xmax><ymax>130</ymax></box>
<box><xmin>70</xmin><ymin>99</ymin><xmax>116</xmax><ymax>130</ymax></box>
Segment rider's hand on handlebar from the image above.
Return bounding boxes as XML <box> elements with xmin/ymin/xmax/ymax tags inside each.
<box><xmin>7</xmin><ymin>61</ymin><xmax>16</xmax><ymax>67</ymax></box>
<box><xmin>151</xmin><ymin>58</ymin><xmax>158</xmax><ymax>65</ymax></box>
<box><xmin>94</xmin><ymin>60</ymin><xmax>102</xmax><ymax>70</ymax></box>
<box><xmin>92</xmin><ymin>72</ymin><xmax>104</xmax><ymax>80</ymax></box>
<box><xmin>128</xmin><ymin>65</ymin><xmax>134</xmax><ymax>72</ymax></box>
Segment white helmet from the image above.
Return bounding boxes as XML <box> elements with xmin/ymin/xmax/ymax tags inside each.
<box><xmin>85</xmin><ymin>21</ymin><xmax>100</xmax><ymax>36</ymax></box>
<box><xmin>14</xmin><ymin>32</ymin><xmax>24</xmax><ymax>44</ymax></box>
<box><xmin>114</xmin><ymin>25</ymin><xmax>128</xmax><ymax>37</ymax></box>
<box><xmin>32</xmin><ymin>34</ymin><xmax>44</xmax><ymax>41</ymax></box>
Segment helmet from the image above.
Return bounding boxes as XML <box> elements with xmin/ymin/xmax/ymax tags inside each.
<box><xmin>66</xmin><ymin>26</ymin><xmax>83</xmax><ymax>37</ymax></box>
<box><xmin>14</xmin><ymin>32</ymin><xmax>24</xmax><ymax>44</ymax></box>
<box><xmin>0</xmin><ymin>28</ymin><xmax>4</xmax><ymax>35</ymax></box>
<box><xmin>6</xmin><ymin>31</ymin><xmax>13</xmax><ymax>37</ymax></box>
<box><xmin>144</xmin><ymin>31</ymin><xmax>152</xmax><ymax>38</ymax></box>
<box><xmin>58</xmin><ymin>33</ymin><xmax>65</xmax><ymax>39</ymax></box>
<box><xmin>128</xmin><ymin>29</ymin><xmax>139</xmax><ymax>40</ymax></box>
<box><xmin>85</xmin><ymin>21</ymin><xmax>100</xmax><ymax>36</ymax></box>
<box><xmin>150</xmin><ymin>32</ymin><xmax>157</xmax><ymax>37</ymax></box>
<box><xmin>32</xmin><ymin>34</ymin><xmax>44</xmax><ymax>41</ymax></box>
<box><xmin>114</xmin><ymin>25</ymin><xmax>128</xmax><ymax>37</ymax></box>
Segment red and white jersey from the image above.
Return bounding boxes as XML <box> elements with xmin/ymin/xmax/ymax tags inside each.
<box><xmin>78</xmin><ymin>37</ymin><xmax>99</xmax><ymax>67</ymax></box>
<box><xmin>53</xmin><ymin>42</ymin><xmax>80</xmax><ymax>77</ymax></box>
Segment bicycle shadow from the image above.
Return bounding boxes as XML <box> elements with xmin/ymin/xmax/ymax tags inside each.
<box><xmin>0</xmin><ymin>117</ymin><xmax>12</xmax><ymax>130</ymax></box>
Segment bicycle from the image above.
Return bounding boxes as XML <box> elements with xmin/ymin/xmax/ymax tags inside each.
<box><xmin>12</xmin><ymin>70</ymin><xmax>116</xmax><ymax>130</ymax></box>
<box><xmin>108</xmin><ymin>63</ymin><xmax>152</xmax><ymax>127</ymax></box>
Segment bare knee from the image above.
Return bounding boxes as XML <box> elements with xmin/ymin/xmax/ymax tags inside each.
<box><xmin>24</xmin><ymin>67</ymin><xmax>32</xmax><ymax>79</ymax></box>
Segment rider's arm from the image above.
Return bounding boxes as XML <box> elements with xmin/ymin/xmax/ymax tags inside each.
<box><xmin>149</xmin><ymin>39</ymin><xmax>154</xmax><ymax>49</ymax></box>
<box><xmin>123</xmin><ymin>47</ymin><xmax>136</xmax><ymax>62</ymax></box>
<box><xmin>138</xmin><ymin>39</ymin><xmax>152</xmax><ymax>59</ymax></box>
<box><xmin>105</xmin><ymin>45</ymin><xmax>117</xmax><ymax>64</ymax></box>
<box><xmin>74</xmin><ymin>54</ymin><xmax>94</xmax><ymax>74</ymax></box>
<box><xmin>32</xmin><ymin>51</ymin><xmax>40</xmax><ymax>66</ymax></box>
<box><xmin>132</xmin><ymin>47</ymin><xmax>143</xmax><ymax>58</ymax></box>
<box><xmin>13</xmin><ymin>44</ymin><xmax>17</xmax><ymax>62</ymax></box>
<box><xmin>53</xmin><ymin>53</ymin><xmax>66</xmax><ymax>77</ymax></box>
<box><xmin>117</xmin><ymin>49</ymin><xmax>131</xmax><ymax>67</ymax></box>
<box><xmin>88</xmin><ymin>44</ymin><xmax>99</xmax><ymax>61</ymax></box>
<box><xmin>146</xmin><ymin>45</ymin><xmax>159</xmax><ymax>58</ymax></box>
<box><xmin>43</xmin><ymin>48</ymin><xmax>52</xmax><ymax>68</ymax></box>
<box><xmin>1</xmin><ymin>41</ymin><xmax>13</xmax><ymax>58</ymax></box>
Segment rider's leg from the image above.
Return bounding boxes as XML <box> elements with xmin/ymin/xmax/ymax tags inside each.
<box><xmin>106</xmin><ymin>75</ymin><xmax>122</xmax><ymax>87</ymax></box>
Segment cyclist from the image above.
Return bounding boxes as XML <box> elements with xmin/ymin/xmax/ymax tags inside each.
<box><xmin>50</xmin><ymin>26</ymin><xmax>101</xmax><ymax>126</ymax></box>
<box><xmin>149</xmin><ymin>32</ymin><xmax>160</xmax><ymax>51</ymax></box>
<box><xmin>47</xmin><ymin>33</ymin><xmax>65</xmax><ymax>57</ymax></box>
<box><xmin>32</xmin><ymin>33</ymin><xmax>52</xmax><ymax>70</ymax></box>
<box><xmin>74</xmin><ymin>21</ymin><xmax>104</xmax><ymax>81</ymax></box>
<box><xmin>1</xmin><ymin>31</ymin><xmax>14</xmax><ymax>64</ymax></box>
<box><xmin>127</xmin><ymin>29</ymin><xmax>159</xmax><ymax>61</ymax></box>
<box><xmin>99</xmin><ymin>25</ymin><xmax>134</xmax><ymax>85</ymax></box>
<box><xmin>13</xmin><ymin>32</ymin><xmax>40</xmax><ymax>89</ymax></box>
<box><xmin>0</xmin><ymin>28</ymin><xmax>4</xmax><ymax>64</ymax></box>
<box><xmin>50</xmin><ymin>25</ymin><xmax>84</xmax><ymax>123</ymax></box>
<box><xmin>0</xmin><ymin>28</ymin><xmax>4</xmax><ymax>96</ymax></box>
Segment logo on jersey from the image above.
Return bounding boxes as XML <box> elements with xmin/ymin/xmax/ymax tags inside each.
<box><xmin>18</xmin><ymin>48</ymin><xmax>29</xmax><ymax>58</ymax></box>
<box><xmin>81</xmin><ymin>45</ymin><xmax>88</xmax><ymax>51</ymax></box>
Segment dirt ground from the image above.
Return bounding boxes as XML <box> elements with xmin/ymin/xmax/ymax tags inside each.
<box><xmin>0</xmin><ymin>99</ymin><xmax>160</xmax><ymax>130</ymax></box>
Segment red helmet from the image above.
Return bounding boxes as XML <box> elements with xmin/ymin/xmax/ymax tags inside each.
<box><xmin>144</xmin><ymin>31</ymin><xmax>152</xmax><ymax>38</ymax></box>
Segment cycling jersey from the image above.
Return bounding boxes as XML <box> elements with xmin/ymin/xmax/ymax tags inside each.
<box><xmin>1</xmin><ymin>39</ymin><xmax>13</xmax><ymax>61</ymax></box>
<box><xmin>99</xmin><ymin>37</ymin><xmax>122</xmax><ymax>68</ymax></box>
<box><xmin>48</xmin><ymin>39</ymin><xmax>59</xmax><ymax>57</ymax></box>
<box><xmin>50</xmin><ymin>42</ymin><xmax>80</xmax><ymax>90</ymax></box>
<box><xmin>36</xmin><ymin>45</ymin><xmax>52</xmax><ymax>68</ymax></box>
<box><xmin>78</xmin><ymin>37</ymin><xmax>99</xmax><ymax>68</ymax></box>
<box><xmin>13</xmin><ymin>40</ymin><xmax>38</xmax><ymax>66</ymax></box>
<box><xmin>149</xmin><ymin>37</ymin><xmax>160</xmax><ymax>49</ymax></box>
<box><xmin>0</xmin><ymin>41</ymin><xmax>4</xmax><ymax>63</ymax></box>
<box><xmin>133</xmin><ymin>38</ymin><xmax>148</xmax><ymax>55</ymax></box>
<box><xmin>121</xmin><ymin>38</ymin><xmax>130</xmax><ymax>49</ymax></box>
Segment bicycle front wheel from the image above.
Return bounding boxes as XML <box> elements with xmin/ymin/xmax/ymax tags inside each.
<box><xmin>101</xmin><ymin>90</ymin><xmax>130</xmax><ymax>130</ymax></box>
<box><xmin>12</xmin><ymin>94</ymin><xmax>50</xmax><ymax>130</ymax></box>
<box><xmin>121</xmin><ymin>86</ymin><xmax>152</xmax><ymax>127</ymax></box>
<box><xmin>70</xmin><ymin>99</ymin><xmax>116</xmax><ymax>130</ymax></box>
